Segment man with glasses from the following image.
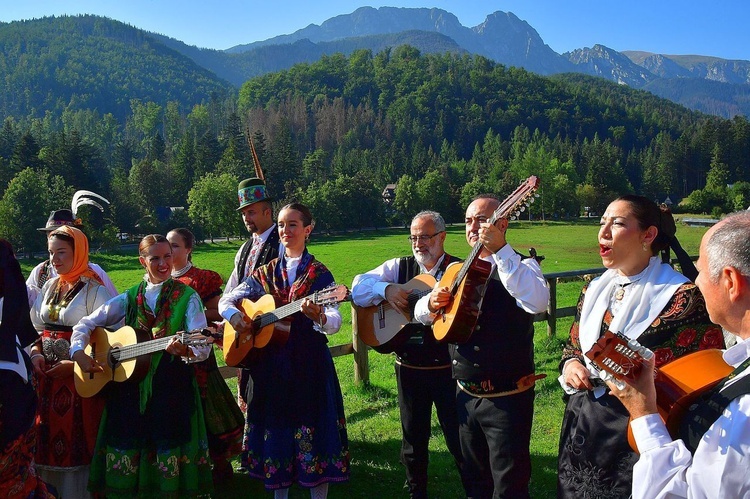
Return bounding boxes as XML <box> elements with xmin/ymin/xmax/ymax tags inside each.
<box><xmin>415</xmin><ymin>195</ymin><xmax>549</xmax><ymax>498</ymax></box>
<box><xmin>352</xmin><ymin>210</ymin><xmax>468</xmax><ymax>498</ymax></box>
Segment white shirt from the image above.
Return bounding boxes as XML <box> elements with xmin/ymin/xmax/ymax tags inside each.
<box><xmin>70</xmin><ymin>279</ymin><xmax>210</xmax><ymax>362</ymax></box>
<box><xmin>351</xmin><ymin>254</ymin><xmax>447</xmax><ymax>307</ymax></box>
<box><xmin>26</xmin><ymin>261</ymin><xmax>118</xmax><ymax>307</ymax></box>
<box><xmin>224</xmin><ymin>224</ymin><xmax>282</xmax><ymax>293</ymax></box>
<box><xmin>414</xmin><ymin>243</ymin><xmax>549</xmax><ymax>325</ymax></box>
<box><xmin>630</xmin><ymin>339</ymin><xmax>750</xmax><ymax>499</ymax></box>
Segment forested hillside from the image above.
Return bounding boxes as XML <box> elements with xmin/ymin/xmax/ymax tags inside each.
<box><xmin>1</xmin><ymin>40</ymin><xmax>749</xmax><ymax>255</ymax></box>
<box><xmin>0</xmin><ymin>15</ymin><xmax>233</xmax><ymax>120</ymax></box>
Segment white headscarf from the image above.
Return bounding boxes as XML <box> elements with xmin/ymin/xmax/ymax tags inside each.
<box><xmin>578</xmin><ymin>256</ymin><xmax>688</xmax><ymax>376</ymax></box>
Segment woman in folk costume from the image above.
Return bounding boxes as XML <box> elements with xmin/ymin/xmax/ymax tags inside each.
<box><xmin>219</xmin><ymin>203</ymin><xmax>350</xmax><ymax>499</ymax></box>
<box><xmin>29</xmin><ymin>226</ymin><xmax>114</xmax><ymax>498</ymax></box>
<box><xmin>26</xmin><ymin>190</ymin><xmax>117</xmax><ymax>307</ymax></box>
<box><xmin>167</xmin><ymin>227</ymin><xmax>244</xmax><ymax>484</ymax></box>
<box><xmin>70</xmin><ymin>234</ymin><xmax>213</xmax><ymax>498</ymax></box>
<box><xmin>557</xmin><ymin>195</ymin><xmax>725</xmax><ymax>498</ymax></box>
<box><xmin>0</xmin><ymin>239</ymin><xmax>57</xmax><ymax>498</ymax></box>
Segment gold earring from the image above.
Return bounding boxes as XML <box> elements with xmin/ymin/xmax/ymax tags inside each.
<box><xmin>642</xmin><ymin>243</ymin><xmax>648</xmax><ymax>252</ymax></box>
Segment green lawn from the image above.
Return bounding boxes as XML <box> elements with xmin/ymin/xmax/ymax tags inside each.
<box><xmin>20</xmin><ymin>219</ymin><xmax>709</xmax><ymax>498</ymax></box>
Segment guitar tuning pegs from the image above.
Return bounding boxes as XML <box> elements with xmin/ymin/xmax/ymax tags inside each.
<box><xmin>519</xmin><ymin>206</ymin><xmax>525</xmax><ymax>212</ymax></box>
<box><xmin>528</xmin><ymin>197</ymin><xmax>535</xmax><ymax>203</ymax></box>
<box><xmin>627</xmin><ymin>338</ymin><xmax>643</xmax><ymax>351</ymax></box>
<box><xmin>639</xmin><ymin>347</ymin><xmax>654</xmax><ymax>361</ymax></box>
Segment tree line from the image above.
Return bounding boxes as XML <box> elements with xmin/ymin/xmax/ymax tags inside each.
<box><xmin>1</xmin><ymin>47</ymin><xmax>749</xmax><ymax>254</ymax></box>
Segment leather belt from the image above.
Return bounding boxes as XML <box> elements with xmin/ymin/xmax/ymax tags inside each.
<box><xmin>458</xmin><ymin>373</ymin><xmax>547</xmax><ymax>398</ymax></box>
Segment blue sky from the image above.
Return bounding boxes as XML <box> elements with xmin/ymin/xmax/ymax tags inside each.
<box><xmin>1</xmin><ymin>0</ymin><xmax>747</xmax><ymax>60</ymax></box>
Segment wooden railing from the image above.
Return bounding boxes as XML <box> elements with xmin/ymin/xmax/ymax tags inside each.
<box><xmin>220</xmin><ymin>260</ymin><xmax>692</xmax><ymax>385</ymax></box>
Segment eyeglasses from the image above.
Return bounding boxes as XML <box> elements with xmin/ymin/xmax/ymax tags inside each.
<box><xmin>407</xmin><ymin>231</ymin><xmax>444</xmax><ymax>243</ymax></box>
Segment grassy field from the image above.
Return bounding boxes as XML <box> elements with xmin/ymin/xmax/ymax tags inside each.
<box><xmin>20</xmin><ymin>219</ymin><xmax>709</xmax><ymax>498</ymax></box>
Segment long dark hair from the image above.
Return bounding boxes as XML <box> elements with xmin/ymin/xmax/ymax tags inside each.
<box><xmin>615</xmin><ymin>195</ymin><xmax>675</xmax><ymax>256</ymax></box>
<box><xmin>615</xmin><ymin>194</ymin><xmax>697</xmax><ymax>280</ymax></box>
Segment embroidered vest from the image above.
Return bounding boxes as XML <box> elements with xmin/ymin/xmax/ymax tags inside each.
<box><xmin>393</xmin><ymin>254</ymin><xmax>458</xmax><ymax>367</ymax></box>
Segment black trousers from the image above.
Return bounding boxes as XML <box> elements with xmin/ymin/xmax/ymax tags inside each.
<box><xmin>395</xmin><ymin>363</ymin><xmax>466</xmax><ymax>498</ymax></box>
<box><xmin>456</xmin><ymin>387</ymin><xmax>534</xmax><ymax>499</ymax></box>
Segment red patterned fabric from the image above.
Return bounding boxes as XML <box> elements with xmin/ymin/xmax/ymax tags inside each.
<box><xmin>1</xmin><ymin>426</ymin><xmax>57</xmax><ymax>498</ymax></box>
<box><xmin>175</xmin><ymin>266</ymin><xmax>223</xmax><ymax>305</ymax></box>
<box><xmin>34</xmin><ymin>329</ymin><xmax>104</xmax><ymax>469</ymax></box>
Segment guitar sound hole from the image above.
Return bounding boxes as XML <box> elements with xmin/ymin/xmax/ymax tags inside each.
<box><xmin>108</xmin><ymin>347</ymin><xmax>122</xmax><ymax>367</ymax></box>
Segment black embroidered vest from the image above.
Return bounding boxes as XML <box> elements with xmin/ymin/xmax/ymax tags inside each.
<box><xmin>393</xmin><ymin>254</ymin><xmax>458</xmax><ymax>368</ymax></box>
<box><xmin>449</xmin><ymin>265</ymin><xmax>535</xmax><ymax>388</ymax></box>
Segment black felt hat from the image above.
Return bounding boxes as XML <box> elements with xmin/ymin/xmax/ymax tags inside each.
<box><xmin>37</xmin><ymin>209</ymin><xmax>80</xmax><ymax>232</ymax></box>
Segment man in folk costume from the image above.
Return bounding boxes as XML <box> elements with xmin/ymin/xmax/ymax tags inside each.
<box><xmin>223</xmin><ymin>139</ymin><xmax>283</xmax><ymax>473</ymax></box>
<box><xmin>414</xmin><ymin>195</ymin><xmax>550</xmax><ymax>498</ymax></box>
<box><xmin>26</xmin><ymin>190</ymin><xmax>117</xmax><ymax>306</ymax></box>
<box><xmin>351</xmin><ymin>210</ymin><xmax>469</xmax><ymax>498</ymax></box>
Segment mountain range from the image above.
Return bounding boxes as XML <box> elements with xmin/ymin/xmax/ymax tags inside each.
<box><xmin>2</xmin><ymin>7</ymin><xmax>749</xmax><ymax>119</ymax></box>
<box><xmin>214</xmin><ymin>6</ymin><xmax>750</xmax><ymax>118</ymax></box>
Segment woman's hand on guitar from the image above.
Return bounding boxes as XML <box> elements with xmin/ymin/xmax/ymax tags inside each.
<box><xmin>562</xmin><ymin>359</ymin><xmax>594</xmax><ymax>391</ymax></box>
<box><xmin>230</xmin><ymin>312</ymin><xmax>255</xmax><ymax>335</ymax></box>
<box><xmin>45</xmin><ymin>359</ymin><xmax>75</xmax><ymax>379</ymax></box>
<box><xmin>72</xmin><ymin>350</ymin><xmax>104</xmax><ymax>374</ymax></box>
<box><xmin>427</xmin><ymin>286</ymin><xmax>452</xmax><ymax>313</ymax></box>
<box><xmin>301</xmin><ymin>298</ymin><xmax>325</xmax><ymax>324</ymax></box>
<box><xmin>166</xmin><ymin>335</ymin><xmax>192</xmax><ymax>358</ymax></box>
<box><xmin>605</xmin><ymin>354</ymin><xmax>659</xmax><ymax>419</ymax></box>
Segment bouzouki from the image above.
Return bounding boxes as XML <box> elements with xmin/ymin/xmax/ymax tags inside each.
<box><xmin>585</xmin><ymin>330</ymin><xmax>732</xmax><ymax>452</ymax></box>
<box><xmin>432</xmin><ymin>175</ymin><xmax>540</xmax><ymax>344</ymax></box>
<box><xmin>354</xmin><ymin>274</ymin><xmax>436</xmax><ymax>353</ymax></box>
<box><xmin>222</xmin><ymin>284</ymin><xmax>350</xmax><ymax>367</ymax></box>
<box><xmin>73</xmin><ymin>327</ymin><xmax>211</xmax><ymax>398</ymax></box>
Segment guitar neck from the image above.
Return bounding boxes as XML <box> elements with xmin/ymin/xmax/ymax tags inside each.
<box><xmin>253</xmin><ymin>295</ymin><xmax>314</xmax><ymax>329</ymax></box>
<box><xmin>446</xmin><ymin>176</ymin><xmax>539</xmax><ymax>295</ymax></box>
<box><xmin>113</xmin><ymin>335</ymin><xmax>173</xmax><ymax>362</ymax></box>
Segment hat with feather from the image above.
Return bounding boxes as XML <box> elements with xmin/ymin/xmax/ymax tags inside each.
<box><xmin>38</xmin><ymin>190</ymin><xmax>110</xmax><ymax>231</ymax></box>
<box><xmin>237</xmin><ymin>130</ymin><xmax>273</xmax><ymax>211</ymax></box>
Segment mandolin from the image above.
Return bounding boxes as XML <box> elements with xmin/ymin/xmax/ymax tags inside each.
<box><xmin>585</xmin><ymin>330</ymin><xmax>732</xmax><ymax>452</ymax></box>
<box><xmin>73</xmin><ymin>326</ymin><xmax>211</xmax><ymax>398</ymax></box>
<box><xmin>222</xmin><ymin>284</ymin><xmax>350</xmax><ymax>367</ymax></box>
<box><xmin>431</xmin><ymin>175</ymin><xmax>540</xmax><ymax>343</ymax></box>
<box><xmin>354</xmin><ymin>274</ymin><xmax>436</xmax><ymax>354</ymax></box>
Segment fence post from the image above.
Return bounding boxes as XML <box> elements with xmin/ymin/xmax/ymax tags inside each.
<box><xmin>350</xmin><ymin>304</ymin><xmax>370</xmax><ymax>385</ymax></box>
<box><xmin>546</xmin><ymin>277</ymin><xmax>557</xmax><ymax>338</ymax></box>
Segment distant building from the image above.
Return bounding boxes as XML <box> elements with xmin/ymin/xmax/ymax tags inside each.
<box><xmin>382</xmin><ymin>184</ymin><xmax>397</xmax><ymax>205</ymax></box>
<box><xmin>156</xmin><ymin>206</ymin><xmax>185</xmax><ymax>222</ymax></box>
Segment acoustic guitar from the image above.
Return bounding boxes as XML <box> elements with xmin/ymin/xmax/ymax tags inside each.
<box><xmin>222</xmin><ymin>284</ymin><xmax>350</xmax><ymax>367</ymax></box>
<box><xmin>585</xmin><ymin>330</ymin><xmax>732</xmax><ymax>452</ymax></box>
<box><xmin>354</xmin><ymin>274</ymin><xmax>437</xmax><ymax>353</ymax></box>
<box><xmin>73</xmin><ymin>326</ymin><xmax>211</xmax><ymax>398</ymax></box>
<box><xmin>432</xmin><ymin>175</ymin><xmax>540</xmax><ymax>343</ymax></box>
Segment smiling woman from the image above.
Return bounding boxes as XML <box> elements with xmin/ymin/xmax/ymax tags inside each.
<box><xmin>218</xmin><ymin>202</ymin><xmax>350</xmax><ymax>498</ymax></box>
<box><xmin>69</xmin><ymin>234</ymin><xmax>214</xmax><ymax>497</ymax></box>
